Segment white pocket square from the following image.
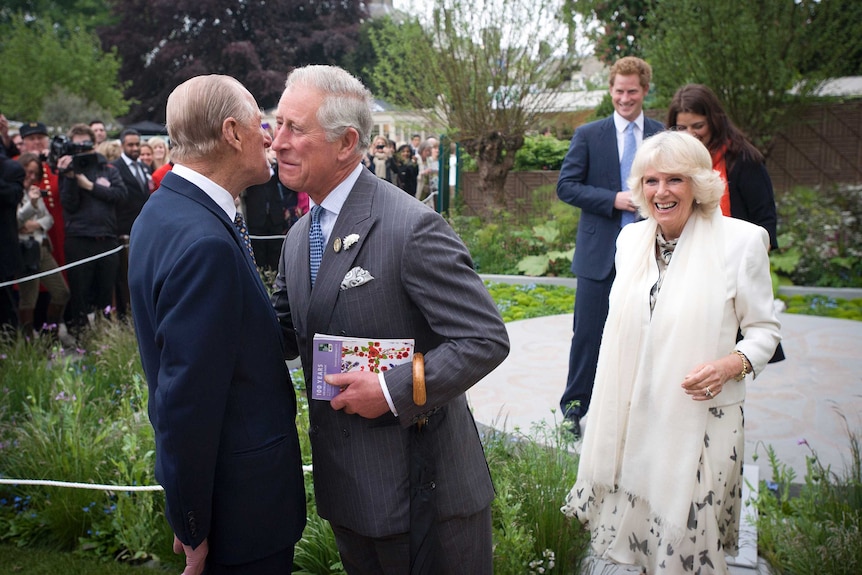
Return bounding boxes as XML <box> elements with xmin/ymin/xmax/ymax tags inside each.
<box><xmin>341</xmin><ymin>266</ymin><xmax>374</xmax><ymax>291</ymax></box>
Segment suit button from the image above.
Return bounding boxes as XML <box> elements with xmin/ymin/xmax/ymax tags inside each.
<box><xmin>342</xmin><ymin>429</ymin><xmax>350</xmax><ymax>437</ymax></box>
<box><xmin>310</xmin><ymin>425</ymin><xmax>319</xmax><ymax>435</ymax></box>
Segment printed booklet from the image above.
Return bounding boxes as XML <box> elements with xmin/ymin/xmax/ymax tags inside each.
<box><xmin>311</xmin><ymin>333</ymin><xmax>414</xmax><ymax>400</ymax></box>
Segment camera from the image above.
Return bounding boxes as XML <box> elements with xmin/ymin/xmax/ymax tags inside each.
<box><xmin>47</xmin><ymin>135</ymin><xmax>97</xmax><ymax>174</ymax></box>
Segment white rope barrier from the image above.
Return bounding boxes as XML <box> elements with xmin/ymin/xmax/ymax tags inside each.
<box><xmin>2</xmin><ymin>234</ymin><xmax>288</xmax><ymax>289</ymax></box>
<box><xmin>0</xmin><ymin>478</ymin><xmax>163</xmax><ymax>491</ymax></box>
<box><xmin>0</xmin><ymin>244</ymin><xmax>126</xmax><ymax>288</ymax></box>
<box><xmin>0</xmin><ymin>466</ymin><xmax>314</xmax><ymax>493</ymax></box>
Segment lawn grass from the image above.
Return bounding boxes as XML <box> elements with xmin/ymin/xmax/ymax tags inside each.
<box><xmin>0</xmin><ymin>542</ymin><xmax>175</xmax><ymax>574</ymax></box>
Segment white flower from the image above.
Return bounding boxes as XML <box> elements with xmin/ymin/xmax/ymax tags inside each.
<box><xmin>343</xmin><ymin>233</ymin><xmax>360</xmax><ymax>250</ymax></box>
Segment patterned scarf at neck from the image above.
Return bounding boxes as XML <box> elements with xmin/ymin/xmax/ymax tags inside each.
<box><xmin>650</xmin><ymin>231</ymin><xmax>680</xmax><ymax>313</ymax></box>
<box><xmin>656</xmin><ymin>231</ymin><xmax>679</xmax><ymax>265</ymax></box>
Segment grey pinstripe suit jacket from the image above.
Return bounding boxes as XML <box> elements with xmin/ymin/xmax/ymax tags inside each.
<box><xmin>272</xmin><ymin>168</ymin><xmax>509</xmax><ymax>537</ymax></box>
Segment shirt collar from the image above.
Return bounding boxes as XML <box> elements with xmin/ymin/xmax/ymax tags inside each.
<box><xmin>614</xmin><ymin>111</ymin><xmax>645</xmax><ymax>134</ymax></box>
<box><xmin>172</xmin><ymin>163</ymin><xmax>237</xmax><ymax>220</ymax></box>
<box><xmin>121</xmin><ymin>153</ymin><xmax>137</xmax><ymax>166</ymax></box>
<box><xmin>311</xmin><ymin>162</ymin><xmax>364</xmax><ymax>217</ymax></box>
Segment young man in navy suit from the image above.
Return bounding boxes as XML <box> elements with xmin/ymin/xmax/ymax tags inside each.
<box><xmin>129</xmin><ymin>75</ymin><xmax>305</xmax><ymax>575</ymax></box>
<box><xmin>558</xmin><ymin>57</ymin><xmax>664</xmax><ymax>438</ymax></box>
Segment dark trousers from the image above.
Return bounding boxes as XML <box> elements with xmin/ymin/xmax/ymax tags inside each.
<box><xmin>332</xmin><ymin>505</ymin><xmax>492</xmax><ymax>575</ymax></box>
<box><xmin>203</xmin><ymin>545</ymin><xmax>294</xmax><ymax>575</ymax></box>
<box><xmin>0</xmin><ymin>282</ymin><xmax>17</xmax><ymax>334</ymax></box>
<box><xmin>560</xmin><ymin>273</ymin><xmax>614</xmax><ymax>418</ymax></box>
<box><xmin>65</xmin><ymin>236</ymin><xmax>119</xmax><ymax>334</ymax></box>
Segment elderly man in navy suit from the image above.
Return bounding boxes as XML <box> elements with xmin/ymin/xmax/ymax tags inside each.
<box><xmin>558</xmin><ymin>57</ymin><xmax>664</xmax><ymax>438</ymax></box>
<box><xmin>129</xmin><ymin>75</ymin><xmax>305</xmax><ymax>575</ymax></box>
<box><xmin>271</xmin><ymin>65</ymin><xmax>509</xmax><ymax>574</ymax></box>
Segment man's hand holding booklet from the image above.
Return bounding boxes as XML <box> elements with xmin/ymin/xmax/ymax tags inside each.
<box><xmin>311</xmin><ymin>333</ymin><xmax>414</xmax><ymax>400</ymax></box>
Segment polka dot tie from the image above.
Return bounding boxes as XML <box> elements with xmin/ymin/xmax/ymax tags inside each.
<box><xmin>309</xmin><ymin>205</ymin><xmax>324</xmax><ymax>286</ymax></box>
<box><xmin>233</xmin><ymin>213</ymin><xmax>257</xmax><ymax>267</ymax></box>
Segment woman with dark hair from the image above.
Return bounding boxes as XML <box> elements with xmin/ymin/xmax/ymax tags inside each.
<box><xmin>667</xmin><ymin>84</ymin><xmax>778</xmax><ymax>250</ymax></box>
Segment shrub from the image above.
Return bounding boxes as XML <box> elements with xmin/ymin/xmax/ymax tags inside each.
<box><xmin>753</xmin><ymin>415</ymin><xmax>862</xmax><ymax>574</ymax></box>
<box><xmin>459</xmin><ymin>135</ymin><xmax>570</xmax><ymax>173</ymax></box>
<box><xmin>451</xmin><ymin>186</ymin><xmax>578</xmax><ymax>277</ymax></box>
<box><xmin>772</xmin><ymin>184</ymin><xmax>862</xmax><ymax>287</ymax></box>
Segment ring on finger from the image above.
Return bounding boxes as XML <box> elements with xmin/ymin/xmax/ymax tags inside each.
<box><xmin>704</xmin><ymin>387</ymin><xmax>713</xmax><ymax>398</ymax></box>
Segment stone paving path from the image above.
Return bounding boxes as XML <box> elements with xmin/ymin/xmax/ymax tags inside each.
<box><xmin>469</xmin><ymin>311</ymin><xmax>862</xmax><ymax>574</ymax></box>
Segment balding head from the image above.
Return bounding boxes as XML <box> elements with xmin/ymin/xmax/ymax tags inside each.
<box><xmin>167</xmin><ymin>75</ymin><xmax>258</xmax><ymax>164</ymax></box>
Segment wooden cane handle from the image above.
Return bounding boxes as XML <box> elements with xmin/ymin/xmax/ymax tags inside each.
<box><xmin>412</xmin><ymin>352</ymin><xmax>426</xmax><ymax>406</ymax></box>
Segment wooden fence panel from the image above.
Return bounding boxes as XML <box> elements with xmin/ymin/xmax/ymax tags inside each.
<box><xmin>459</xmin><ymin>100</ymin><xmax>862</xmax><ymax>218</ymax></box>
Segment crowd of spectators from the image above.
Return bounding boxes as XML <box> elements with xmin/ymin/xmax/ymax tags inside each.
<box><xmin>360</xmin><ymin>133</ymin><xmax>439</xmax><ymax>201</ymax></box>
<box><xmin>0</xmin><ymin>115</ymin><xmax>306</xmax><ymax>340</ymax></box>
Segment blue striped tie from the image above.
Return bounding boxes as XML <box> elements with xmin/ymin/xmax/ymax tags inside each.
<box><xmin>620</xmin><ymin>122</ymin><xmax>637</xmax><ymax>227</ymax></box>
<box><xmin>309</xmin><ymin>205</ymin><xmax>324</xmax><ymax>286</ymax></box>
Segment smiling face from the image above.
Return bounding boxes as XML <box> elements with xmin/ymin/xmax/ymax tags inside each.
<box><xmin>272</xmin><ymin>84</ymin><xmax>357</xmax><ymax>202</ymax></box>
<box><xmin>139</xmin><ymin>144</ymin><xmax>153</xmax><ymax>166</ymax></box>
<box><xmin>610</xmin><ymin>74</ymin><xmax>648</xmax><ymax>122</ymax></box>
<box><xmin>642</xmin><ymin>168</ymin><xmax>695</xmax><ymax>240</ymax></box>
<box><xmin>673</xmin><ymin>112</ymin><xmax>713</xmax><ymax>148</ymax></box>
<box><xmin>151</xmin><ymin>140</ymin><xmax>167</xmax><ymax>161</ymax></box>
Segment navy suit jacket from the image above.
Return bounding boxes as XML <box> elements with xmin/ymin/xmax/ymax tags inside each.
<box><xmin>558</xmin><ymin>115</ymin><xmax>664</xmax><ymax>280</ymax></box>
<box><xmin>272</xmin><ymin>169</ymin><xmax>509</xmax><ymax>538</ymax></box>
<box><xmin>129</xmin><ymin>171</ymin><xmax>305</xmax><ymax>565</ymax></box>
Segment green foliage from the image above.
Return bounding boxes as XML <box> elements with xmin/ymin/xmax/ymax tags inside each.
<box><xmin>641</xmin><ymin>0</ymin><xmax>828</xmax><ymax>150</ymax></box>
<box><xmin>752</xmin><ymin>419</ymin><xmax>862</xmax><ymax>574</ymax></box>
<box><xmin>484</xmin><ymin>420</ymin><xmax>589</xmax><ymax>574</ymax></box>
<box><xmin>369</xmin><ymin>0</ymin><xmax>580</xmax><ymax>210</ymax></box>
<box><xmin>512</xmin><ymin>136</ymin><xmax>571</xmax><ymax>172</ymax></box>
<box><xmin>779</xmin><ymin>295</ymin><xmax>862</xmax><ymax>322</ymax></box>
<box><xmin>486</xmin><ymin>283</ymin><xmax>574</xmax><ymax>323</ymax></box>
<box><xmin>563</xmin><ymin>0</ymin><xmax>657</xmax><ymax>64</ymax></box>
<box><xmin>0</xmin><ymin>14</ymin><xmax>129</xmax><ymax>122</ymax></box>
<box><xmin>772</xmin><ymin>184</ymin><xmax>862</xmax><ymax>288</ymax></box>
<box><xmin>450</xmin><ymin>187</ymin><xmax>578</xmax><ymax>276</ymax></box>
<box><xmin>293</xmin><ymin>514</ymin><xmax>345</xmax><ymax>575</ymax></box>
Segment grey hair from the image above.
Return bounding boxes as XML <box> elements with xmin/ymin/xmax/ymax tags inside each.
<box><xmin>166</xmin><ymin>75</ymin><xmax>257</xmax><ymax>163</ymax></box>
<box><xmin>284</xmin><ymin>65</ymin><xmax>374</xmax><ymax>155</ymax></box>
<box><xmin>629</xmin><ymin>131</ymin><xmax>724</xmax><ymax>219</ymax></box>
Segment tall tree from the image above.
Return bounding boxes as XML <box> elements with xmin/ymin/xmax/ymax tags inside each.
<box><xmin>370</xmin><ymin>0</ymin><xmax>581</xmax><ymax>213</ymax></box>
<box><xmin>101</xmin><ymin>0</ymin><xmax>366</xmax><ymax>122</ymax></box>
<box><xmin>0</xmin><ymin>0</ymin><xmax>113</xmax><ymax>31</ymax></box>
<box><xmin>562</xmin><ymin>0</ymin><xmax>656</xmax><ymax>64</ymax></box>
<box><xmin>0</xmin><ymin>14</ymin><xmax>129</xmax><ymax>122</ymax></box>
<box><xmin>642</xmin><ymin>0</ymin><xmax>839</xmax><ymax>152</ymax></box>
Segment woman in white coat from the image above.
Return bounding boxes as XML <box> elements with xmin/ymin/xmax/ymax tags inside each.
<box><xmin>562</xmin><ymin>131</ymin><xmax>781</xmax><ymax>574</ymax></box>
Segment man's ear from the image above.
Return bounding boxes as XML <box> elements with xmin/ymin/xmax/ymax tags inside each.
<box><xmin>335</xmin><ymin>127</ymin><xmax>360</xmax><ymax>162</ymax></box>
<box><xmin>222</xmin><ymin>117</ymin><xmax>242</xmax><ymax>151</ymax></box>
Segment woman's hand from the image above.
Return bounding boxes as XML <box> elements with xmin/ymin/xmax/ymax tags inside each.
<box><xmin>681</xmin><ymin>353</ymin><xmax>744</xmax><ymax>401</ymax></box>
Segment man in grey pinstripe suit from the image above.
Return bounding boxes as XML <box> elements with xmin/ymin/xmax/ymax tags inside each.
<box><xmin>271</xmin><ymin>65</ymin><xmax>509</xmax><ymax>574</ymax></box>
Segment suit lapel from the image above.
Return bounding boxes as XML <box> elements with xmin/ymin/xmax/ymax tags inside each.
<box><xmin>599</xmin><ymin>117</ymin><xmax>622</xmax><ymax>191</ymax></box>
<box><xmin>305</xmin><ymin>172</ymin><xmax>377</xmax><ymax>336</ymax></box>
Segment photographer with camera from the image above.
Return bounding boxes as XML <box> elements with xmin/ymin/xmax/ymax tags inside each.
<box><xmin>58</xmin><ymin>123</ymin><xmax>128</xmax><ymax>338</ymax></box>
